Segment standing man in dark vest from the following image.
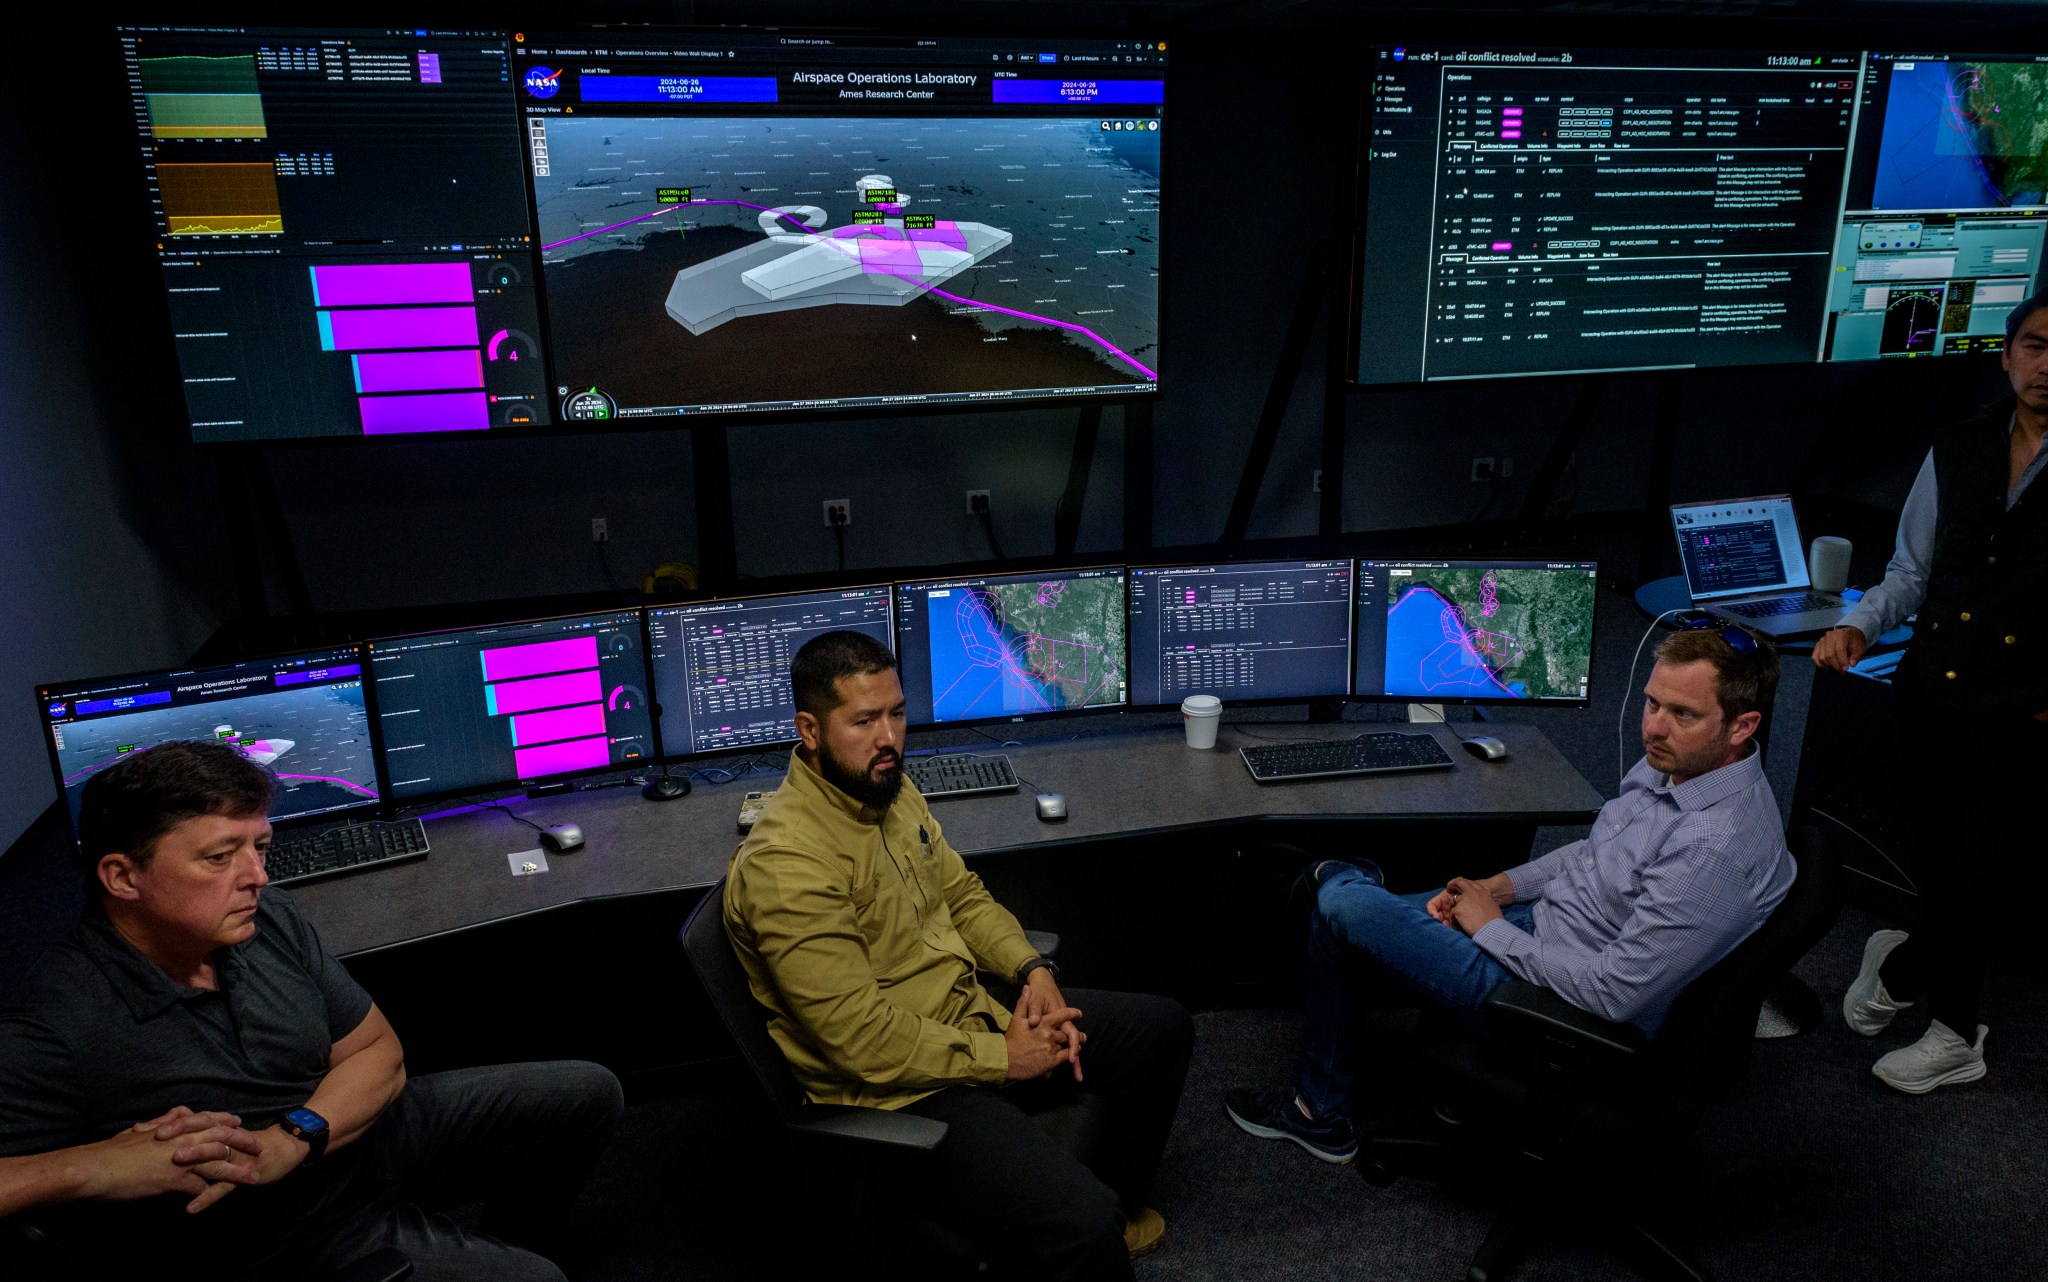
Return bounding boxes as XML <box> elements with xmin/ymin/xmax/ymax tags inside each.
<box><xmin>1815</xmin><ymin>291</ymin><xmax>2048</xmax><ymax>1094</ymax></box>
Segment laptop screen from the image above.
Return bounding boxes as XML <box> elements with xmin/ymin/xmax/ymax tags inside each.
<box><xmin>1671</xmin><ymin>495</ymin><xmax>1811</xmax><ymax>602</ymax></box>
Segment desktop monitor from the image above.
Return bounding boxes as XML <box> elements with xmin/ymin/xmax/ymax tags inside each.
<box><xmin>514</xmin><ymin>29</ymin><xmax>1164</xmax><ymax>423</ymax></box>
<box><xmin>894</xmin><ymin>567</ymin><xmax>1128</xmax><ymax>726</ymax></box>
<box><xmin>647</xmin><ymin>585</ymin><xmax>894</xmax><ymax>757</ymax></box>
<box><xmin>37</xmin><ymin>645</ymin><xmax>379</xmax><ymax>839</ymax></box>
<box><xmin>117</xmin><ymin>24</ymin><xmax>551</xmax><ymax>441</ymax></box>
<box><xmin>367</xmin><ymin>609</ymin><xmax>654</xmax><ymax>801</ymax></box>
<box><xmin>1353</xmin><ymin>560</ymin><xmax>1598</xmax><ymax>706</ymax></box>
<box><xmin>1126</xmin><ymin>559</ymin><xmax>1354</xmax><ymax>707</ymax></box>
<box><xmin>1353</xmin><ymin>43</ymin><xmax>1863</xmax><ymax>384</ymax></box>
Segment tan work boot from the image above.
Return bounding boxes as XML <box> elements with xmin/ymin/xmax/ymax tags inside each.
<box><xmin>1124</xmin><ymin>1207</ymin><xmax>1166</xmax><ymax>1259</ymax></box>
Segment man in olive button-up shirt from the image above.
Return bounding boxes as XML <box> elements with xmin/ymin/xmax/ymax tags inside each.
<box><xmin>724</xmin><ymin>632</ymin><xmax>1192</xmax><ymax>1281</ymax></box>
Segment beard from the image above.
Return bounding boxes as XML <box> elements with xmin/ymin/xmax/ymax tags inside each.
<box><xmin>817</xmin><ymin>742</ymin><xmax>905</xmax><ymax>810</ymax></box>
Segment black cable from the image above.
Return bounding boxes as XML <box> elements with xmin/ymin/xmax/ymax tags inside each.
<box><xmin>1466</xmin><ymin>474</ymin><xmax>1502</xmax><ymax>527</ymax></box>
<box><xmin>464</xmin><ymin>795</ymin><xmax>547</xmax><ymax>834</ymax></box>
<box><xmin>594</xmin><ymin>540</ymin><xmax>640</xmax><ymax>605</ymax></box>
<box><xmin>977</xmin><ymin>507</ymin><xmax>1008</xmax><ymax>561</ymax></box>
<box><xmin>690</xmin><ymin>753</ymin><xmax>779</xmax><ymax>785</ymax></box>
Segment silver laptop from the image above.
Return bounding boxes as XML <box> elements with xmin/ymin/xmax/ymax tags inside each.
<box><xmin>1670</xmin><ymin>494</ymin><xmax>1850</xmax><ymax>638</ymax></box>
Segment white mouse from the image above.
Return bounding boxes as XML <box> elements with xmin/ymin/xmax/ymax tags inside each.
<box><xmin>1034</xmin><ymin>793</ymin><xmax>1068</xmax><ymax>822</ymax></box>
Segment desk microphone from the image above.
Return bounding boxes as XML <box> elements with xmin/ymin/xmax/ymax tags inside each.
<box><xmin>642</xmin><ymin>768</ymin><xmax>691</xmax><ymax>801</ymax></box>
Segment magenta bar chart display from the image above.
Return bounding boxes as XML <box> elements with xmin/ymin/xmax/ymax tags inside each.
<box><xmin>310</xmin><ymin>262</ymin><xmax>472</xmax><ymax>308</ymax></box>
<box><xmin>480</xmin><ymin>635</ymin><xmax>601</xmax><ymax>683</ymax></box>
<box><xmin>513</xmin><ymin>736</ymin><xmax>611</xmax><ymax>779</ymax></box>
<box><xmin>508</xmin><ymin>703</ymin><xmax>607</xmax><ymax>747</ymax></box>
<box><xmin>320</xmin><ymin>306</ymin><xmax>479</xmax><ymax>352</ymax></box>
<box><xmin>484</xmin><ymin>668</ymin><xmax>604</xmax><ymax>716</ymax></box>
<box><xmin>359</xmin><ymin>391</ymin><xmax>490</xmax><ymax>435</ymax></box>
<box><xmin>353</xmin><ymin>349</ymin><xmax>485</xmax><ymax>393</ymax></box>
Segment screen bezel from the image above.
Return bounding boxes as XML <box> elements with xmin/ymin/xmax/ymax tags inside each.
<box><xmin>893</xmin><ymin>563</ymin><xmax>1131</xmax><ymax>730</ymax></box>
<box><xmin>364</xmin><ymin>606</ymin><xmax>658</xmax><ymax>806</ymax></box>
<box><xmin>1668</xmin><ymin>493</ymin><xmax>1810</xmax><ymax>603</ymax></box>
<box><xmin>1124</xmin><ymin>558</ymin><xmax>1358</xmax><ymax>711</ymax></box>
<box><xmin>34</xmin><ymin>642</ymin><xmax>385</xmax><ymax>847</ymax></box>
<box><xmin>647</xmin><ymin>582</ymin><xmax>897</xmax><ymax>763</ymax></box>
<box><xmin>1344</xmin><ymin>39</ymin><xmax>1873</xmax><ymax>387</ymax></box>
<box><xmin>513</xmin><ymin>25</ymin><xmax>1166</xmax><ymax>436</ymax></box>
<box><xmin>1351</xmin><ymin>558</ymin><xmax>1601</xmax><ymax>709</ymax></box>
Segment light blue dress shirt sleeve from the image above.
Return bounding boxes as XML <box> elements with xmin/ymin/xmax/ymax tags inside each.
<box><xmin>1839</xmin><ymin>450</ymin><xmax>1935</xmax><ymax>642</ymax></box>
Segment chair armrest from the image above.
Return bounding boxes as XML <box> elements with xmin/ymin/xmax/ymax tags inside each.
<box><xmin>325</xmin><ymin>1248</ymin><xmax>414</xmax><ymax>1282</ymax></box>
<box><xmin>1024</xmin><ymin>929</ymin><xmax>1060</xmax><ymax>959</ymax></box>
<box><xmin>1483</xmin><ymin>981</ymin><xmax>1647</xmax><ymax>1064</ymax></box>
<box><xmin>788</xmin><ymin>1104</ymin><xmax>949</xmax><ymax>1152</ymax></box>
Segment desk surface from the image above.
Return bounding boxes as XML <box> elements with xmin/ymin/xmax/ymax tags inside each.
<box><xmin>294</xmin><ymin>718</ymin><xmax>1605</xmax><ymax>958</ymax></box>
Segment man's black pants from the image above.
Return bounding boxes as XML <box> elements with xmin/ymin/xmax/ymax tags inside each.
<box><xmin>897</xmin><ymin>988</ymin><xmax>1193</xmax><ymax>1282</ymax></box>
<box><xmin>1882</xmin><ymin>707</ymin><xmax>2048</xmax><ymax>1033</ymax></box>
<box><xmin>290</xmin><ymin>1060</ymin><xmax>624</xmax><ymax>1282</ymax></box>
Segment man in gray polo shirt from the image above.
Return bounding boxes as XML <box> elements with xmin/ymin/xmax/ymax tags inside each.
<box><xmin>0</xmin><ymin>740</ymin><xmax>623</xmax><ymax>1280</ymax></box>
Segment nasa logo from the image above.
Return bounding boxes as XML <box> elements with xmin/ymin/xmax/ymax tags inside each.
<box><xmin>524</xmin><ymin>65</ymin><xmax>562</xmax><ymax>99</ymax></box>
<box><xmin>47</xmin><ymin>703</ymin><xmax>66</xmax><ymax>718</ymax></box>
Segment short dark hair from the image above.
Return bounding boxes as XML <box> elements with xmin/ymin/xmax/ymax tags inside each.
<box><xmin>77</xmin><ymin>740</ymin><xmax>274</xmax><ymax>880</ymax></box>
<box><xmin>790</xmin><ymin>631</ymin><xmax>898</xmax><ymax>722</ymax></box>
<box><xmin>1654</xmin><ymin>627</ymin><xmax>1779</xmax><ymax>723</ymax></box>
<box><xmin>2005</xmin><ymin>291</ymin><xmax>2048</xmax><ymax>346</ymax></box>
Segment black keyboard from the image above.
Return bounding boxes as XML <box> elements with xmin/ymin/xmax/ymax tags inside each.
<box><xmin>1722</xmin><ymin>593</ymin><xmax>1837</xmax><ymax>619</ymax></box>
<box><xmin>905</xmin><ymin>753</ymin><xmax>1020</xmax><ymax>799</ymax></box>
<box><xmin>1241</xmin><ymin>732</ymin><xmax>1457</xmax><ymax>783</ymax></box>
<box><xmin>266</xmin><ymin>819</ymin><xmax>430</xmax><ymax>886</ymax></box>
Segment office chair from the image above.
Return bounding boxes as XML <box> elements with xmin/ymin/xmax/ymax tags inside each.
<box><xmin>681</xmin><ymin>880</ymin><xmax>1097</xmax><ymax>1270</ymax></box>
<box><xmin>7</xmin><ymin>1216</ymin><xmax>411</xmax><ymax>1282</ymax></box>
<box><xmin>1355</xmin><ymin>826</ymin><xmax>1841</xmax><ymax>1282</ymax></box>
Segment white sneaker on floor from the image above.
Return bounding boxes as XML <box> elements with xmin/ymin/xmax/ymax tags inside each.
<box><xmin>1843</xmin><ymin>929</ymin><xmax>1913</xmax><ymax>1036</ymax></box>
<box><xmin>1873</xmin><ymin>1020</ymin><xmax>1988</xmax><ymax>1095</ymax></box>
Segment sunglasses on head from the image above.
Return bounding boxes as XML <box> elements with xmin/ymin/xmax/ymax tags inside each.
<box><xmin>1679</xmin><ymin>616</ymin><xmax>1761</xmax><ymax>654</ymax></box>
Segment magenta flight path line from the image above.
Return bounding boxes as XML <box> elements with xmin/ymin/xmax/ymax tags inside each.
<box><xmin>274</xmin><ymin>772</ymin><xmax>381</xmax><ymax>798</ymax></box>
<box><xmin>542</xmin><ymin>198</ymin><xmax>1158</xmax><ymax>381</ymax></box>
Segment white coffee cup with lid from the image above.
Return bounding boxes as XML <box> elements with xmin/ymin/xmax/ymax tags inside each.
<box><xmin>1181</xmin><ymin>694</ymin><xmax>1222</xmax><ymax>749</ymax></box>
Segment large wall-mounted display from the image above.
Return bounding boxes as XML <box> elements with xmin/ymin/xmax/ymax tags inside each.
<box><xmin>516</xmin><ymin>30</ymin><xmax>1163</xmax><ymax>422</ymax></box>
<box><xmin>1353</xmin><ymin>44</ymin><xmax>2046</xmax><ymax>384</ymax></box>
<box><xmin>119</xmin><ymin>25</ymin><xmax>552</xmax><ymax>440</ymax></box>
<box><xmin>118</xmin><ymin>23</ymin><xmax>1165</xmax><ymax>441</ymax></box>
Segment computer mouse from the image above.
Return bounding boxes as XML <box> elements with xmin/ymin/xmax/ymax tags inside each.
<box><xmin>538</xmin><ymin>823</ymin><xmax>585</xmax><ymax>853</ymax></box>
<box><xmin>1462</xmin><ymin>736</ymin><xmax>1509</xmax><ymax>762</ymax></box>
<box><xmin>642</xmin><ymin>775</ymin><xmax>691</xmax><ymax>801</ymax></box>
<box><xmin>1034</xmin><ymin>793</ymin><xmax>1068</xmax><ymax>822</ymax></box>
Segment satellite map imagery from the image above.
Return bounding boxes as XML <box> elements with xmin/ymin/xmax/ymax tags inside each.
<box><xmin>533</xmin><ymin>115</ymin><xmax>1161</xmax><ymax>407</ymax></box>
<box><xmin>54</xmin><ymin>686</ymin><xmax>379</xmax><ymax>820</ymax></box>
<box><xmin>926</xmin><ymin>576</ymin><xmax>1128</xmax><ymax>721</ymax></box>
<box><xmin>1382</xmin><ymin>568</ymin><xmax>1595</xmax><ymax>701</ymax></box>
<box><xmin>1872</xmin><ymin>60</ymin><xmax>2048</xmax><ymax>210</ymax></box>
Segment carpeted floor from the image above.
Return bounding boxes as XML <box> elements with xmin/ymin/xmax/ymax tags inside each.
<box><xmin>570</xmin><ymin>899</ymin><xmax>2046</xmax><ymax>1281</ymax></box>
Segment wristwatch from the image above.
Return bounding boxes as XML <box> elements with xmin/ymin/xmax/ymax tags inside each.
<box><xmin>1017</xmin><ymin>956</ymin><xmax>1059</xmax><ymax>985</ymax></box>
<box><xmin>280</xmin><ymin>1107</ymin><xmax>330</xmax><ymax>1165</ymax></box>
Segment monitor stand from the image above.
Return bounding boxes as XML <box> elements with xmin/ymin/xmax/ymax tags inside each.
<box><xmin>1306</xmin><ymin>698</ymin><xmax>1346</xmax><ymax>724</ymax></box>
<box><xmin>1406</xmin><ymin>702</ymin><xmax>1445</xmax><ymax>726</ymax></box>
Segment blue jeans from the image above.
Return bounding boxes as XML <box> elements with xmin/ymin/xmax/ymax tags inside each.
<box><xmin>1296</xmin><ymin>866</ymin><xmax>1537</xmax><ymax>1122</ymax></box>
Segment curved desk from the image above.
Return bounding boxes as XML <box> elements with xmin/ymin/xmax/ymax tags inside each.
<box><xmin>295</xmin><ymin>718</ymin><xmax>1604</xmax><ymax>959</ymax></box>
<box><xmin>285</xmin><ymin>715</ymin><xmax>1602</xmax><ymax>1074</ymax></box>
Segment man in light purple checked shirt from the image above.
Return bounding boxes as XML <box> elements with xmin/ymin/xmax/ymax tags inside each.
<box><xmin>1227</xmin><ymin>627</ymin><xmax>1795</xmax><ymax>1164</ymax></box>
